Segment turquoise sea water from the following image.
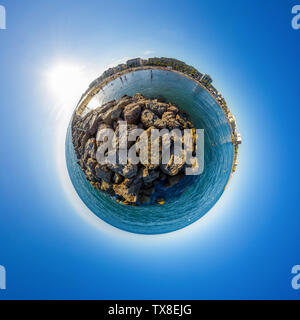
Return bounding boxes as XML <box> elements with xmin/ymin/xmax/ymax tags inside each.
<box><xmin>66</xmin><ymin>69</ymin><xmax>234</xmax><ymax>234</ymax></box>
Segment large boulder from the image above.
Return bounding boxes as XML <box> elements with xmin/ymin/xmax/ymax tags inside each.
<box><xmin>147</xmin><ymin>102</ymin><xmax>167</xmax><ymax>117</ymax></box>
<box><xmin>123</xmin><ymin>103</ymin><xmax>141</xmax><ymax>124</ymax></box>
<box><xmin>95</xmin><ymin>100</ymin><xmax>116</xmax><ymax>113</ymax></box>
<box><xmin>142</xmin><ymin>168</ymin><xmax>160</xmax><ymax>185</ymax></box>
<box><xmin>167</xmin><ymin>105</ymin><xmax>179</xmax><ymax>114</ymax></box>
<box><xmin>176</xmin><ymin>113</ymin><xmax>189</xmax><ymax>129</ymax></box>
<box><xmin>113</xmin><ymin>173</ymin><xmax>124</xmax><ymax>184</ymax></box>
<box><xmin>141</xmin><ymin>109</ymin><xmax>158</xmax><ymax>128</ymax></box>
<box><xmin>95</xmin><ymin>164</ymin><xmax>112</xmax><ymax>183</ymax></box>
<box><xmin>84</xmin><ymin>138</ymin><xmax>97</xmax><ymax>160</ymax></box>
<box><xmin>161</xmin><ymin>111</ymin><xmax>181</xmax><ymax>129</ymax></box>
<box><xmin>107</xmin><ymin>163</ymin><xmax>138</xmax><ymax>179</ymax></box>
<box><xmin>160</xmin><ymin>152</ymin><xmax>185</xmax><ymax>176</ymax></box>
<box><xmin>110</xmin><ymin>104</ymin><xmax>123</xmax><ymax>120</ymax></box>
<box><xmin>113</xmin><ymin>178</ymin><xmax>142</xmax><ymax>203</ymax></box>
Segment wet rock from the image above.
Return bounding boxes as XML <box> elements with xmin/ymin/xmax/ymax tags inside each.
<box><xmin>85</xmin><ymin>169</ymin><xmax>97</xmax><ymax>182</ymax></box>
<box><xmin>113</xmin><ymin>178</ymin><xmax>142</xmax><ymax>203</ymax></box>
<box><xmin>160</xmin><ymin>152</ymin><xmax>185</xmax><ymax>176</ymax></box>
<box><xmin>107</xmin><ymin>163</ymin><xmax>138</xmax><ymax>179</ymax></box>
<box><xmin>141</xmin><ymin>187</ymin><xmax>154</xmax><ymax>196</ymax></box>
<box><xmin>142</xmin><ymin>168</ymin><xmax>160</xmax><ymax>185</ymax></box>
<box><xmin>113</xmin><ymin>173</ymin><xmax>124</xmax><ymax>184</ymax></box>
<box><xmin>164</xmin><ymin>174</ymin><xmax>185</xmax><ymax>188</ymax></box>
<box><xmin>139</xmin><ymin>194</ymin><xmax>151</xmax><ymax>204</ymax></box>
<box><xmin>95</xmin><ymin>164</ymin><xmax>112</xmax><ymax>183</ymax></box>
<box><xmin>100</xmin><ymin>180</ymin><xmax>113</xmax><ymax>194</ymax></box>
<box><xmin>157</xmin><ymin>198</ymin><xmax>165</xmax><ymax>205</ymax></box>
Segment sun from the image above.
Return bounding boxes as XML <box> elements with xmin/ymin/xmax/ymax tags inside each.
<box><xmin>46</xmin><ymin>63</ymin><xmax>89</xmax><ymax>103</ymax></box>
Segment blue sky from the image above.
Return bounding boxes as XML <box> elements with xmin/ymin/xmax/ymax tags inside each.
<box><xmin>0</xmin><ymin>0</ymin><xmax>299</xmax><ymax>299</ymax></box>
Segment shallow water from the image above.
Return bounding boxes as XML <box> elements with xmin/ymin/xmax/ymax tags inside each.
<box><xmin>66</xmin><ymin>69</ymin><xmax>234</xmax><ymax>234</ymax></box>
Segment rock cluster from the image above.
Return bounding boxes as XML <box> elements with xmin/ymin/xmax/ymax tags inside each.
<box><xmin>72</xmin><ymin>94</ymin><xmax>196</xmax><ymax>205</ymax></box>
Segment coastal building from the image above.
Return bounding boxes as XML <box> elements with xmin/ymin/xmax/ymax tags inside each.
<box><xmin>127</xmin><ymin>58</ymin><xmax>143</xmax><ymax>68</ymax></box>
<box><xmin>201</xmin><ymin>74</ymin><xmax>213</xmax><ymax>86</ymax></box>
<box><xmin>116</xmin><ymin>64</ymin><xmax>127</xmax><ymax>72</ymax></box>
<box><xmin>235</xmin><ymin>133</ymin><xmax>242</xmax><ymax>145</ymax></box>
<box><xmin>228</xmin><ymin>115</ymin><xmax>236</xmax><ymax>131</ymax></box>
<box><xmin>103</xmin><ymin>67</ymin><xmax>115</xmax><ymax>78</ymax></box>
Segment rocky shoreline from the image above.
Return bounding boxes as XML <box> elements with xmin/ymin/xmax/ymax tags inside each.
<box><xmin>72</xmin><ymin>94</ymin><xmax>197</xmax><ymax>206</ymax></box>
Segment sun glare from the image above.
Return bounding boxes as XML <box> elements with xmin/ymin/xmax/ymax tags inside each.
<box><xmin>46</xmin><ymin>63</ymin><xmax>89</xmax><ymax>102</ymax></box>
<box><xmin>44</xmin><ymin>61</ymin><xmax>98</xmax><ymax>121</ymax></box>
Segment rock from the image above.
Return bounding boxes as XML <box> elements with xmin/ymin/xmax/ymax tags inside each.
<box><xmin>101</xmin><ymin>108</ymin><xmax>115</xmax><ymax>125</ymax></box>
<box><xmin>141</xmin><ymin>109</ymin><xmax>158</xmax><ymax>128</ymax></box>
<box><xmin>141</xmin><ymin>187</ymin><xmax>154</xmax><ymax>196</ymax></box>
<box><xmin>123</xmin><ymin>103</ymin><xmax>141</xmax><ymax>124</ymax></box>
<box><xmin>162</xmin><ymin>111</ymin><xmax>181</xmax><ymax>129</ymax></box>
<box><xmin>142</xmin><ymin>168</ymin><xmax>160</xmax><ymax>185</ymax></box>
<box><xmin>164</xmin><ymin>174</ymin><xmax>184</xmax><ymax>188</ymax></box>
<box><xmin>160</xmin><ymin>152</ymin><xmax>185</xmax><ymax>176</ymax></box>
<box><xmin>176</xmin><ymin>113</ymin><xmax>189</xmax><ymax>129</ymax></box>
<box><xmin>88</xmin><ymin>113</ymin><xmax>102</xmax><ymax>135</ymax></box>
<box><xmin>133</xmin><ymin>93</ymin><xmax>144</xmax><ymax>101</ymax></box>
<box><xmin>113</xmin><ymin>178</ymin><xmax>142</xmax><ymax>203</ymax></box>
<box><xmin>95</xmin><ymin>164</ymin><xmax>112</xmax><ymax>183</ymax></box>
<box><xmin>168</xmin><ymin>105</ymin><xmax>179</xmax><ymax>114</ymax></box>
<box><xmin>157</xmin><ymin>198</ymin><xmax>165</xmax><ymax>205</ymax></box>
<box><xmin>148</xmin><ymin>103</ymin><xmax>167</xmax><ymax>117</ymax></box>
<box><xmin>116</xmin><ymin>96</ymin><xmax>133</xmax><ymax>109</ymax></box>
<box><xmin>86</xmin><ymin>158</ymin><xmax>97</xmax><ymax>174</ymax></box>
<box><xmin>85</xmin><ymin>169</ymin><xmax>97</xmax><ymax>182</ymax></box>
<box><xmin>139</xmin><ymin>194</ymin><xmax>151</xmax><ymax>204</ymax></box>
<box><xmin>84</xmin><ymin>138</ymin><xmax>97</xmax><ymax>160</ymax></box>
<box><xmin>100</xmin><ymin>180</ymin><xmax>113</xmax><ymax>194</ymax></box>
<box><xmin>95</xmin><ymin>100</ymin><xmax>116</xmax><ymax>114</ymax></box>
<box><xmin>113</xmin><ymin>173</ymin><xmax>124</xmax><ymax>184</ymax></box>
<box><xmin>154</xmin><ymin>119</ymin><xmax>166</xmax><ymax>129</ymax></box>
<box><xmin>110</xmin><ymin>104</ymin><xmax>123</xmax><ymax>120</ymax></box>
<box><xmin>107</xmin><ymin>163</ymin><xmax>138</xmax><ymax>178</ymax></box>
<box><xmin>81</xmin><ymin>113</ymin><xmax>94</xmax><ymax>132</ymax></box>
